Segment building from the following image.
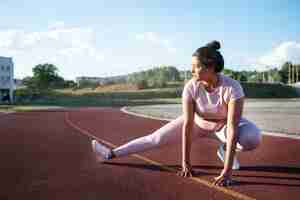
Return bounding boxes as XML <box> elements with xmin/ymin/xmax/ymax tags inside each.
<box><xmin>0</xmin><ymin>56</ymin><xmax>14</xmax><ymax>103</ymax></box>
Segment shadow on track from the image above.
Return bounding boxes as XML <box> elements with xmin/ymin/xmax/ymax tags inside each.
<box><xmin>239</xmin><ymin>165</ymin><xmax>300</xmax><ymax>174</ymax></box>
<box><xmin>104</xmin><ymin>162</ymin><xmax>300</xmax><ymax>187</ymax></box>
<box><xmin>232</xmin><ymin>180</ymin><xmax>300</xmax><ymax>187</ymax></box>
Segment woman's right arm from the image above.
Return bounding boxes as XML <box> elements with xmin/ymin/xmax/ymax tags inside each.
<box><xmin>178</xmin><ymin>97</ymin><xmax>195</xmax><ymax>177</ymax></box>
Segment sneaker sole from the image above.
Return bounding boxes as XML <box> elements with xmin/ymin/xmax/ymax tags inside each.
<box><xmin>91</xmin><ymin>140</ymin><xmax>105</xmax><ymax>162</ymax></box>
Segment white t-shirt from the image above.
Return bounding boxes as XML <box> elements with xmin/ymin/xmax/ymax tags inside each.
<box><xmin>182</xmin><ymin>73</ymin><xmax>245</xmax><ymax>131</ymax></box>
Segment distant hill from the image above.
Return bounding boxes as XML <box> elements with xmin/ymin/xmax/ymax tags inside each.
<box><xmin>76</xmin><ymin>74</ymin><xmax>128</xmax><ymax>85</ymax></box>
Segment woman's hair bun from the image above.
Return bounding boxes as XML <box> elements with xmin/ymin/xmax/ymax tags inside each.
<box><xmin>206</xmin><ymin>40</ymin><xmax>221</xmax><ymax>50</ymax></box>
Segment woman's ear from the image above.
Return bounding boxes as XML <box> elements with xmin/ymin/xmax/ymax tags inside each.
<box><xmin>207</xmin><ymin>64</ymin><xmax>216</xmax><ymax>73</ymax></box>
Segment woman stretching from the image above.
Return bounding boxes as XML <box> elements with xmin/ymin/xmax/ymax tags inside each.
<box><xmin>91</xmin><ymin>41</ymin><xmax>262</xmax><ymax>186</ymax></box>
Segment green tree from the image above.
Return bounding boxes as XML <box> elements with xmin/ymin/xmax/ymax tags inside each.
<box><xmin>295</xmin><ymin>64</ymin><xmax>300</xmax><ymax>82</ymax></box>
<box><xmin>32</xmin><ymin>63</ymin><xmax>64</xmax><ymax>90</ymax></box>
<box><xmin>161</xmin><ymin>66</ymin><xmax>180</xmax><ymax>81</ymax></box>
<box><xmin>128</xmin><ymin>65</ymin><xmax>180</xmax><ymax>88</ymax></box>
<box><xmin>22</xmin><ymin>63</ymin><xmax>66</xmax><ymax>97</ymax></box>
<box><xmin>268</xmin><ymin>68</ymin><xmax>281</xmax><ymax>82</ymax></box>
<box><xmin>223</xmin><ymin>68</ymin><xmax>235</xmax><ymax>78</ymax></box>
<box><xmin>279</xmin><ymin>62</ymin><xmax>291</xmax><ymax>83</ymax></box>
<box><xmin>63</xmin><ymin>80</ymin><xmax>77</xmax><ymax>88</ymax></box>
<box><xmin>78</xmin><ymin>80</ymin><xmax>99</xmax><ymax>89</ymax></box>
<box><xmin>22</xmin><ymin>76</ymin><xmax>36</xmax><ymax>89</ymax></box>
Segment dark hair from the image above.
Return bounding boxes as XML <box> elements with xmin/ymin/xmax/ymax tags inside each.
<box><xmin>192</xmin><ymin>40</ymin><xmax>224</xmax><ymax>73</ymax></box>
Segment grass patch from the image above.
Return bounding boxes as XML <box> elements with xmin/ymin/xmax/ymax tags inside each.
<box><xmin>2</xmin><ymin>98</ymin><xmax>181</xmax><ymax>112</ymax></box>
<box><xmin>0</xmin><ymin>105</ymin><xmax>65</xmax><ymax>113</ymax></box>
<box><xmin>17</xmin><ymin>97</ymin><xmax>181</xmax><ymax>107</ymax></box>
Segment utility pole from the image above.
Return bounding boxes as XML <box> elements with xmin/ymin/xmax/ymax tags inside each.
<box><xmin>296</xmin><ymin>65</ymin><xmax>299</xmax><ymax>83</ymax></box>
<box><xmin>292</xmin><ymin>64</ymin><xmax>294</xmax><ymax>83</ymax></box>
<box><xmin>288</xmin><ymin>63</ymin><xmax>291</xmax><ymax>84</ymax></box>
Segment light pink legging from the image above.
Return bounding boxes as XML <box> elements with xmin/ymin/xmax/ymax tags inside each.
<box><xmin>113</xmin><ymin>115</ymin><xmax>262</xmax><ymax>158</ymax></box>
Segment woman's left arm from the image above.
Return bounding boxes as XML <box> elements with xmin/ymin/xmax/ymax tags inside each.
<box><xmin>224</xmin><ymin>97</ymin><xmax>244</xmax><ymax>171</ymax></box>
<box><xmin>214</xmin><ymin>97</ymin><xmax>244</xmax><ymax>186</ymax></box>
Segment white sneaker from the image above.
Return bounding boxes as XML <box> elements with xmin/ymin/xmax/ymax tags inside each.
<box><xmin>91</xmin><ymin>140</ymin><xmax>113</xmax><ymax>162</ymax></box>
<box><xmin>217</xmin><ymin>144</ymin><xmax>240</xmax><ymax>170</ymax></box>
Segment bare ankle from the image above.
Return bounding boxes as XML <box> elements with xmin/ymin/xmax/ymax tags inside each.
<box><xmin>111</xmin><ymin>150</ymin><xmax>116</xmax><ymax>159</ymax></box>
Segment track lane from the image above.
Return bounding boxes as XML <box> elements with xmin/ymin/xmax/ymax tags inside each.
<box><xmin>66</xmin><ymin>108</ymin><xmax>300</xmax><ymax>200</ymax></box>
<box><xmin>1</xmin><ymin>108</ymin><xmax>299</xmax><ymax>200</ymax></box>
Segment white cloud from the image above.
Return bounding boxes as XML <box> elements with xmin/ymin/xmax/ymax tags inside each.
<box><xmin>48</xmin><ymin>21</ymin><xmax>66</xmax><ymax>30</ymax></box>
<box><xmin>135</xmin><ymin>32</ymin><xmax>177</xmax><ymax>53</ymax></box>
<box><xmin>0</xmin><ymin>22</ymin><xmax>105</xmax><ymax>80</ymax></box>
<box><xmin>258</xmin><ymin>41</ymin><xmax>300</xmax><ymax>68</ymax></box>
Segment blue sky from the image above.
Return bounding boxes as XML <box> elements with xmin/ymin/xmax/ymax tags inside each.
<box><xmin>0</xmin><ymin>0</ymin><xmax>299</xmax><ymax>80</ymax></box>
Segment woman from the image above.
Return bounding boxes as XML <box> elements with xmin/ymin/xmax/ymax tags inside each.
<box><xmin>91</xmin><ymin>41</ymin><xmax>262</xmax><ymax>187</ymax></box>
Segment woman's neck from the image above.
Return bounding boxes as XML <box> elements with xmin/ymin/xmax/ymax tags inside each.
<box><xmin>201</xmin><ymin>73</ymin><xmax>219</xmax><ymax>91</ymax></box>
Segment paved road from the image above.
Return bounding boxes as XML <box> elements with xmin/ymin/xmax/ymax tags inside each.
<box><xmin>126</xmin><ymin>98</ymin><xmax>300</xmax><ymax>136</ymax></box>
<box><xmin>1</xmin><ymin>108</ymin><xmax>300</xmax><ymax>200</ymax></box>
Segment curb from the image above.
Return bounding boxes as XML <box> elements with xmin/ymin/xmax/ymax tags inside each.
<box><xmin>120</xmin><ymin>106</ymin><xmax>173</xmax><ymax>121</ymax></box>
<box><xmin>121</xmin><ymin>106</ymin><xmax>300</xmax><ymax>140</ymax></box>
<box><xmin>0</xmin><ymin>111</ymin><xmax>15</xmax><ymax>115</ymax></box>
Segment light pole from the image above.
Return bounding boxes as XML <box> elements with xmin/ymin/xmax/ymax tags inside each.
<box><xmin>292</xmin><ymin>63</ymin><xmax>295</xmax><ymax>84</ymax></box>
<box><xmin>296</xmin><ymin>65</ymin><xmax>299</xmax><ymax>83</ymax></box>
<box><xmin>288</xmin><ymin>63</ymin><xmax>291</xmax><ymax>85</ymax></box>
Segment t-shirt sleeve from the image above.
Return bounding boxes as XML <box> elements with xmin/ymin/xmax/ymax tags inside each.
<box><xmin>230</xmin><ymin>80</ymin><xmax>245</xmax><ymax>101</ymax></box>
<box><xmin>182</xmin><ymin>81</ymin><xmax>194</xmax><ymax>103</ymax></box>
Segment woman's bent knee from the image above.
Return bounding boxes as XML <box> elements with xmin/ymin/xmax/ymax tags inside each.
<box><xmin>241</xmin><ymin>134</ymin><xmax>262</xmax><ymax>151</ymax></box>
<box><xmin>238</xmin><ymin>122</ymin><xmax>262</xmax><ymax>151</ymax></box>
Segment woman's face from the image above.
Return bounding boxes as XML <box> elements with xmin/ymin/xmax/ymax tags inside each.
<box><xmin>192</xmin><ymin>56</ymin><xmax>215</xmax><ymax>81</ymax></box>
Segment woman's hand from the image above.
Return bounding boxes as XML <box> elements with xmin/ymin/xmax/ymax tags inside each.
<box><xmin>177</xmin><ymin>164</ymin><xmax>194</xmax><ymax>178</ymax></box>
<box><xmin>213</xmin><ymin>170</ymin><xmax>233</xmax><ymax>187</ymax></box>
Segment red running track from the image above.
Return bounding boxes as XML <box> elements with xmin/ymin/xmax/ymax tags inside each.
<box><xmin>0</xmin><ymin>108</ymin><xmax>299</xmax><ymax>200</ymax></box>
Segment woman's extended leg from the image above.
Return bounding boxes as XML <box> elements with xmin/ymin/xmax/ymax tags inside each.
<box><xmin>113</xmin><ymin>115</ymin><xmax>208</xmax><ymax>158</ymax></box>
